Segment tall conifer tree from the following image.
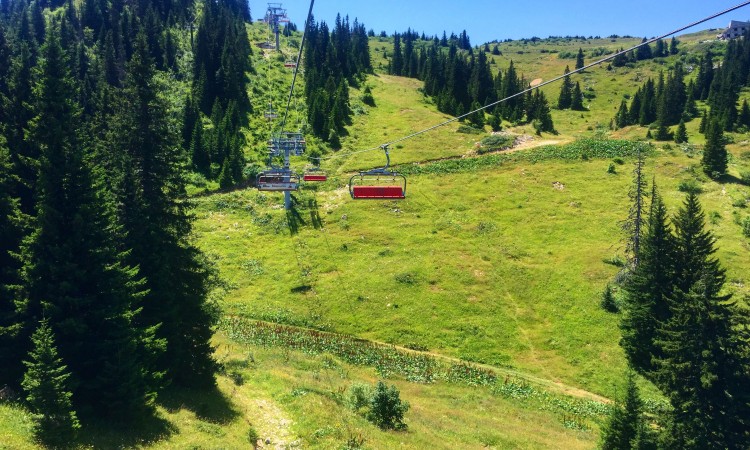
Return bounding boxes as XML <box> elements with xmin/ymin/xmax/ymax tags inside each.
<box><xmin>656</xmin><ymin>193</ymin><xmax>750</xmax><ymax>449</ymax></box>
<box><xmin>20</xmin><ymin>25</ymin><xmax>157</xmax><ymax>418</ymax></box>
<box><xmin>0</xmin><ymin>140</ymin><xmax>25</xmax><ymax>388</ymax></box>
<box><xmin>22</xmin><ymin>321</ymin><xmax>80</xmax><ymax>447</ymax></box>
<box><xmin>621</xmin><ymin>183</ymin><xmax>676</xmax><ymax>377</ymax></box>
<box><xmin>112</xmin><ymin>32</ymin><xmax>217</xmax><ymax>387</ymax></box>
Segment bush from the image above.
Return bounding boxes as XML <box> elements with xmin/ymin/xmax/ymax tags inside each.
<box><xmin>478</xmin><ymin>134</ymin><xmax>514</xmax><ymax>154</ymax></box>
<box><xmin>347</xmin><ymin>383</ymin><xmax>372</xmax><ymax>413</ymax></box>
<box><xmin>457</xmin><ymin>124</ymin><xmax>483</xmax><ymax>134</ymax></box>
<box><xmin>742</xmin><ymin>216</ymin><xmax>750</xmax><ymax>238</ymax></box>
<box><xmin>740</xmin><ymin>171</ymin><xmax>750</xmax><ymax>185</ymax></box>
<box><xmin>366</xmin><ymin>381</ymin><xmax>409</xmax><ymax>430</ymax></box>
<box><xmin>677</xmin><ymin>179</ymin><xmax>703</xmax><ymax>194</ymax></box>
<box><xmin>600</xmin><ymin>284</ymin><xmax>619</xmax><ymax>313</ymax></box>
<box><xmin>607</xmin><ymin>162</ymin><xmax>617</xmax><ymax>174</ymax></box>
<box><xmin>361</xmin><ymin>86</ymin><xmax>375</xmax><ymax>106</ymax></box>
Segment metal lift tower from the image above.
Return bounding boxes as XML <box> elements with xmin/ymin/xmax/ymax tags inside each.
<box><xmin>265</xmin><ymin>3</ymin><xmax>289</xmax><ymax>52</ymax></box>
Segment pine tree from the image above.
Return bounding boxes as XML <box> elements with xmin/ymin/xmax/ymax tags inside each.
<box><xmin>623</xmin><ymin>148</ymin><xmax>647</xmax><ymax>267</ymax></box>
<box><xmin>467</xmin><ymin>100</ymin><xmax>485</xmax><ymax>128</ymax></box>
<box><xmin>390</xmin><ymin>33</ymin><xmax>403</xmax><ymax>76</ymax></box>
<box><xmin>0</xmin><ymin>140</ymin><xmax>25</xmax><ymax>388</ymax></box>
<box><xmin>636</xmin><ymin>38</ymin><xmax>652</xmax><ymax>60</ymax></box>
<box><xmin>674</xmin><ymin>120</ymin><xmax>688</xmax><ymax>144</ymax></box>
<box><xmin>615</xmin><ymin>100</ymin><xmax>629</xmax><ymax>129</ymax></box>
<box><xmin>621</xmin><ymin>183</ymin><xmax>676</xmax><ymax>377</ymax></box>
<box><xmin>699</xmin><ymin>110</ymin><xmax>708</xmax><ymax>134</ymax></box>
<box><xmin>570</xmin><ymin>81</ymin><xmax>584</xmax><ymax>111</ymax></box>
<box><xmin>22</xmin><ymin>321</ymin><xmax>80</xmax><ymax>447</ymax></box>
<box><xmin>218</xmin><ymin>157</ymin><xmax>232</xmax><ymax>190</ymax></box>
<box><xmin>738</xmin><ymin>99</ymin><xmax>750</xmax><ymax>128</ymax></box>
<box><xmin>111</xmin><ymin>32</ymin><xmax>217</xmax><ymax>388</ymax></box>
<box><xmin>600</xmin><ymin>371</ymin><xmax>650</xmax><ymax>450</ymax></box>
<box><xmin>701</xmin><ymin>119</ymin><xmax>727</xmax><ymax>177</ymax></box>
<box><xmin>669</xmin><ymin>37</ymin><xmax>679</xmax><ymax>55</ymax></box>
<box><xmin>21</xmin><ymin>27</ymin><xmax>157</xmax><ymax>419</ymax></box>
<box><xmin>575</xmin><ymin>48</ymin><xmax>584</xmax><ymax>70</ymax></box>
<box><xmin>557</xmin><ymin>66</ymin><xmax>573</xmax><ymax>109</ymax></box>
<box><xmin>655</xmin><ymin>192</ymin><xmax>750</xmax><ymax>449</ymax></box>
<box><xmin>190</xmin><ymin>121</ymin><xmax>210</xmax><ymax>176</ymax></box>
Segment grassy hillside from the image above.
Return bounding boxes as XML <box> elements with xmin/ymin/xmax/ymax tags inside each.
<box><xmin>5</xmin><ymin>21</ymin><xmax>750</xmax><ymax>449</ymax></box>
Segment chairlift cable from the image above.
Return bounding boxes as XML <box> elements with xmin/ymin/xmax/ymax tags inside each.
<box><xmin>310</xmin><ymin>0</ymin><xmax>750</xmax><ymax>164</ymax></box>
<box><xmin>280</xmin><ymin>0</ymin><xmax>315</xmax><ymax>135</ymax></box>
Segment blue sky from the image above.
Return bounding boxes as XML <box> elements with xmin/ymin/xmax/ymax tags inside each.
<box><xmin>249</xmin><ymin>0</ymin><xmax>750</xmax><ymax>45</ymax></box>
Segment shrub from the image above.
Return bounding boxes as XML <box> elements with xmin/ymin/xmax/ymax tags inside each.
<box><xmin>361</xmin><ymin>86</ymin><xmax>375</xmax><ymax>106</ymax></box>
<box><xmin>607</xmin><ymin>163</ymin><xmax>617</xmax><ymax>174</ymax></box>
<box><xmin>478</xmin><ymin>134</ymin><xmax>514</xmax><ymax>154</ymax></box>
<box><xmin>742</xmin><ymin>216</ymin><xmax>750</xmax><ymax>238</ymax></box>
<box><xmin>395</xmin><ymin>272</ymin><xmax>418</xmax><ymax>284</ymax></box>
<box><xmin>677</xmin><ymin>179</ymin><xmax>703</xmax><ymax>194</ymax></box>
<box><xmin>457</xmin><ymin>124</ymin><xmax>483</xmax><ymax>134</ymax></box>
<box><xmin>248</xmin><ymin>427</ymin><xmax>260</xmax><ymax>448</ymax></box>
<box><xmin>740</xmin><ymin>171</ymin><xmax>750</xmax><ymax>185</ymax></box>
<box><xmin>347</xmin><ymin>383</ymin><xmax>373</xmax><ymax>413</ymax></box>
<box><xmin>366</xmin><ymin>381</ymin><xmax>409</xmax><ymax>430</ymax></box>
<box><xmin>600</xmin><ymin>284</ymin><xmax>619</xmax><ymax>313</ymax></box>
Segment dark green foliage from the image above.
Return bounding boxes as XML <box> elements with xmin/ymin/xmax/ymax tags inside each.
<box><xmin>557</xmin><ymin>66</ymin><xmax>572</xmax><ymax>109</ymax></box>
<box><xmin>615</xmin><ymin>100</ymin><xmax>629</xmax><ymax>129</ymax></box>
<box><xmin>669</xmin><ymin>37</ymin><xmax>679</xmax><ymax>55</ymax></box>
<box><xmin>304</xmin><ymin>15</ymin><xmax>371</xmax><ymax>142</ymax></box>
<box><xmin>22</xmin><ymin>321</ymin><xmax>80</xmax><ymax>447</ymax></box>
<box><xmin>654</xmin><ymin>193</ymin><xmax>750</xmax><ymax>449</ymax></box>
<box><xmin>699</xmin><ymin>110</ymin><xmax>708</xmax><ymax>134</ymax></box>
<box><xmin>361</xmin><ymin>85</ymin><xmax>375</xmax><ymax>106</ymax></box>
<box><xmin>575</xmin><ymin>48</ymin><xmax>584</xmax><ymax>70</ymax></box>
<box><xmin>111</xmin><ymin>32</ymin><xmax>218</xmax><ymax>389</ymax></box>
<box><xmin>674</xmin><ymin>120</ymin><xmax>688</xmax><ymax>144</ymax></box>
<box><xmin>528</xmin><ymin>89</ymin><xmax>555</xmax><ymax>134</ymax></box>
<box><xmin>701</xmin><ymin>119</ymin><xmax>727</xmax><ymax>177</ymax></box>
<box><xmin>0</xmin><ymin>140</ymin><xmax>25</xmax><ymax>387</ymax></box>
<box><xmin>738</xmin><ymin>99</ymin><xmax>750</xmax><ymax>129</ymax></box>
<box><xmin>218</xmin><ymin>158</ymin><xmax>233</xmax><ymax>190</ymax></box>
<box><xmin>192</xmin><ymin>0</ymin><xmax>252</xmax><ymax>115</ymax></box>
<box><xmin>191</xmin><ymin>121</ymin><xmax>211</xmax><ymax>176</ymax></box>
<box><xmin>635</xmin><ymin>38</ymin><xmax>652</xmax><ymax>61</ymax></box>
<box><xmin>600</xmin><ymin>284</ymin><xmax>619</xmax><ymax>313</ymax></box>
<box><xmin>0</xmin><ymin>0</ymin><xmax>228</xmax><ymax>428</ymax></box>
<box><xmin>600</xmin><ymin>371</ymin><xmax>655</xmax><ymax>450</ymax></box>
<box><xmin>21</xmin><ymin>28</ymin><xmax>157</xmax><ymax>419</ymax></box>
<box><xmin>366</xmin><ymin>381</ymin><xmax>409</xmax><ymax>430</ymax></box>
<box><xmin>621</xmin><ymin>184</ymin><xmax>675</xmax><ymax>377</ymax></box>
<box><xmin>570</xmin><ymin>82</ymin><xmax>584</xmax><ymax>111</ymax></box>
<box><xmin>467</xmin><ymin>100</ymin><xmax>485</xmax><ymax>128</ymax></box>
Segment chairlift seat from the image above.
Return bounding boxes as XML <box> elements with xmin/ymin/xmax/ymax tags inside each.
<box><xmin>351</xmin><ymin>185</ymin><xmax>405</xmax><ymax>199</ymax></box>
<box><xmin>303</xmin><ymin>174</ymin><xmax>327</xmax><ymax>182</ymax></box>
<box><xmin>257</xmin><ymin>171</ymin><xmax>299</xmax><ymax>191</ymax></box>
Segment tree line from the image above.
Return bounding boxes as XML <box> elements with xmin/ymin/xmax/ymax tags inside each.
<box><xmin>386</xmin><ymin>30</ymin><xmax>555</xmax><ymax>134</ymax></box>
<box><xmin>0</xmin><ymin>0</ymin><xmax>251</xmax><ymax>444</ymax></box>
<box><xmin>303</xmin><ymin>14</ymin><xmax>372</xmax><ymax>148</ymax></box>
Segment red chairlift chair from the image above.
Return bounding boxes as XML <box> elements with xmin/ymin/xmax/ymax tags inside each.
<box><xmin>348</xmin><ymin>145</ymin><xmax>406</xmax><ymax>199</ymax></box>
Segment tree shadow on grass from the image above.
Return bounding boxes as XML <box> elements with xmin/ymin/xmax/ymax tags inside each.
<box><xmin>308</xmin><ymin>197</ymin><xmax>323</xmax><ymax>230</ymax></box>
<box><xmin>159</xmin><ymin>384</ymin><xmax>240</xmax><ymax>425</ymax></box>
<box><xmin>286</xmin><ymin>198</ymin><xmax>305</xmax><ymax>236</ymax></box>
<box><xmin>77</xmin><ymin>410</ymin><xmax>176</xmax><ymax>448</ymax></box>
<box><xmin>718</xmin><ymin>173</ymin><xmax>748</xmax><ymax>186</ymax></box>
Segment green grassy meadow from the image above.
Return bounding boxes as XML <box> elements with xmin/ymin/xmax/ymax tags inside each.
<box><xmin>5</xmin><ymin>21</ymin><xmax>750</xmax><ymax>449</ymax></box>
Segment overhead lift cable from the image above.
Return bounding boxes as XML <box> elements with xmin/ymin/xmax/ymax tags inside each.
<box><xmin>311</xmin><ymin>0</ymin><xmax>750</xmax><ymax>165</ymax></box>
